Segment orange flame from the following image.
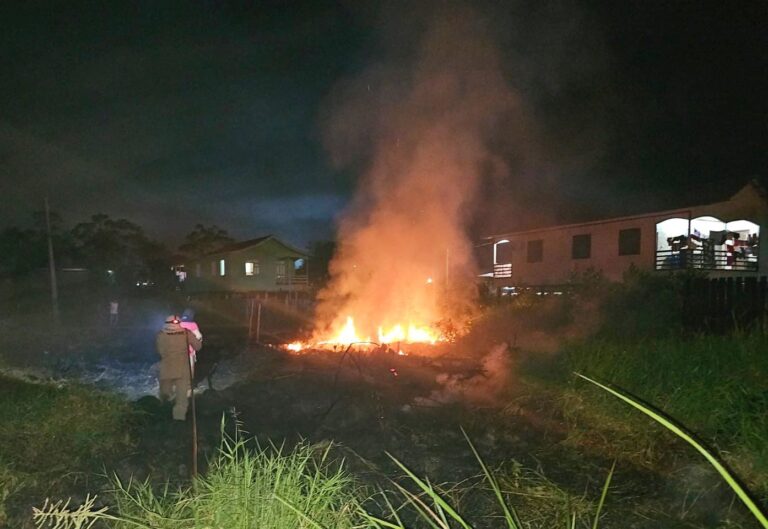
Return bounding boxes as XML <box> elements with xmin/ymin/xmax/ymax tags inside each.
<box><xmin>285</xmin><ymin>316</ymin><xmax>441</xmax><ymax>353</ymax></box>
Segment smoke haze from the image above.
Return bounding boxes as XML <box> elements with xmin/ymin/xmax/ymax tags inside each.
<box><xmin>313</xmin><ymin>5</ymin><xmax>520</xmax><ymax>339</ymax></box>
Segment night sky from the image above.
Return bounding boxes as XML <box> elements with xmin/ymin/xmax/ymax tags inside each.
<box><xmin>1</xmin><ymin>1</ymin><xmax>765</xmax><ymax>247</ymax></box>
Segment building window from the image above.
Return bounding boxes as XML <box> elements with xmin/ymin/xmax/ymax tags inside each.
<box><xmin>276</xmin><ymin>261</ymin><xmax>287</xmax><ymax>282</ymax></box>
<box><xmin>195</xmin><ymin>263</ymin><xmax>201</xmax><ymax>277</ymax></box>
<box><xmin>219</xmin><ymin>259</ymin><xmax>226</xmax><ymax>276</ymax></box>
<box><xmin>618</xmin><ymin>228</ymin><xmax>641</xmax><ymax>256</ymax></box>
<box><xmin>245</xmin><ymin>260</ymin><xmax>260</xmax><ymax>276</ymax></box>
<box><xmin>527</xmin><ymin>240</ymin><xmax>543</xmax><ymax>263</ymax></box>
<box><xmin>572</xmin><ymin>234</ymin><xmax>591</xmax><ymax>259</ymax></box>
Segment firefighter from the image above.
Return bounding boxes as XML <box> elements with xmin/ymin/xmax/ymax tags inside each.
<box><xmin>156</xmin><ymin>315</ymin><xmax>202</xmax><ymax>421</ymax></box>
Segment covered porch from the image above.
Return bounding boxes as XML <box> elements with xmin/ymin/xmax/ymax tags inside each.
<box><xmin>655</xmin><ymin>216</ymin><xmax>759</xmax><ymax>272</ymax></box>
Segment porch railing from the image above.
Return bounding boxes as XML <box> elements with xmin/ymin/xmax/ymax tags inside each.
<box><xmin>655</xmin><ymin>249</ymin><xmax>758</xmax><ymax>272</ymax></box>
<box><xmin>276</xmin><ymin>274</ymin><xmax>309</xmax><ymax>286</ymax></box>
<box><xmin>493</xmin><ymin>263</ymin><xmax>512</xmax><ymax>278</ymax></box>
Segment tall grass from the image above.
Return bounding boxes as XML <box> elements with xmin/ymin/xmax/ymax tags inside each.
<box><xmin>34</xmin><ymin>420</ymin><xmax>364</xmax><ymax>529</ymax></box>
<box><xmin>565</xmin><ymin>332</ymin><xmax>768</xmax><ymax>491</ymax></box>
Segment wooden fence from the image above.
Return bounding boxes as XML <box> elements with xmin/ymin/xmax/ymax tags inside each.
<box><xmin>683</xmin><ymin>275</ymin><xmax>768</xmax><ymax>330</ymax></box>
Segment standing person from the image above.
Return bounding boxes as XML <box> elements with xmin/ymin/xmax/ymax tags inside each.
<box><xmin>180</xmin><ymin>308</ymin><xmax>203</xmax><ymax>377</ymax></box>
<box><xmin>156</xmin><ymin>315</ymin><xmax>202</xmax><ymax>421</ymax></box>
<box><xmin>109</xmin><ymin>300</ymin><xmax>119</xmax><ymax>327</ymax></box>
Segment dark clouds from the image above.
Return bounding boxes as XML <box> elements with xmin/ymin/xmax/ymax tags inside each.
<box><xmin>0</xmin><ymin>1</ymin><xmax>765</xmax><ymax>246</ymax></box>
<box><xmin>0</xmin><ymin>1</ymin><xmax>365</xmax><ymax>244</ymax></box>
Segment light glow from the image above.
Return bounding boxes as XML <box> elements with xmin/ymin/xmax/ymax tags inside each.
<box><xmin>286</xmin><ymin>316</ymin><xmax>441</xmax><ymax>353</ymax></box>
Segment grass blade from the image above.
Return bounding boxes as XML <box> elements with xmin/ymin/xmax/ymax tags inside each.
<box><xmin>460</xmin><ymin>427</ymin><xmax>521</xmax><ymax>529</ymax></box>
<box><xmin>576</xmin><ymin>372</ymin><xmax>768</xmax><ymax>528</ymax></box>
<box><xmin>591</xmin><ymin>460</ymin><xmax>615</xmax><ymax>529</ymax></box>
<box><xmin>385</xmin><ymin>452</ymin><xmax>472</xmax><ymax>529</ymax></box>
<box><xmin>273</xmin><ymin>493</ymin><xmax>329</xmax><ymax>529</ymax></box>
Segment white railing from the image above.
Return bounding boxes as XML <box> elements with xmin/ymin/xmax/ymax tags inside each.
<box><xmin>493</xmin><ymin>263</ymin><xmax>512</xmax><ymax>278</ymax></box>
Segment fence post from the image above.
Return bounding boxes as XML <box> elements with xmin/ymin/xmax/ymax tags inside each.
<box><xmin>247</xmin><ymin>297</ymin><xmax>254</xmax><ymax>339</ymax></box>
<box><xmin>759</xmin><ymin>276</ymin><xmax>768</xmax><ymax>333</ymax></box>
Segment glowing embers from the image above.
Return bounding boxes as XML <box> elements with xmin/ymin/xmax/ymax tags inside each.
<box><xmin>285</xmin><ymin>316</ymin><xmax>441</xmax><ymax>353</ymax></box>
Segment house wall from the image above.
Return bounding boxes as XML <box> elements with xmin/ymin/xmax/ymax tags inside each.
<box><xmin>185</xmin><ymin>238</ymin><xmax>307</xmax><ymax>293</ymax></box>
<box><xmin>488</xmin><ymin>183</ymin><xmax>768</xmax><ymax>287</ymax></box>
<box><xmin>494</xmin><ymin>215</ymin><xmax>661</xmax><ymax>286</ymax></box>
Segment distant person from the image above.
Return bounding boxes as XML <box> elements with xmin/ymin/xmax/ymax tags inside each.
<box><xmin>156</xmin><ymin>315</ymin><xmax>202</xmax><ymax>421</ymax></box>
<box><xmin>180</xmin><ymin>308</ymin><xmax>203</xmax><ymax>375</ymax></box>
<box><xmin>109</xmin><ymin>300</ymin><xmax>119</xmax><ymax>327</ymax></box>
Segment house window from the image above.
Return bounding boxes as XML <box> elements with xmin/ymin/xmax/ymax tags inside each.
<box><xmin>276</xmin><ymin>261</ymin><xmax>287</xmax><ymax>282</ymax></box>
<box><xmin>219</xmin><ymin>259</ymin><xmax>226</xmax><ymax>276</ymax></box>
<box><xmin>195</xmin><ymin>263</ymin><xmax>201</xmax><ymax>277</ymax></box>
<box><xmin>572</xmin><ymin>234</ymin><xmax>591</xmax><ymax>259</ymax></box>
<box><xmin>527</xmin><ymin>240</ymin><xmax>543</xmax><ymax>263</ymax></box>
<box><xmin>245</xmin><ymin>261</ymin><xmax>260</xmax><ymax>276</ymax></box>
<box><xmin>618</xmin><ymin>228</ymin><xmax>641</xmax><ymax>256</ymax></box>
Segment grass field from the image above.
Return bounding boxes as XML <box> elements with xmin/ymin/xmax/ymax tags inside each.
<box><xmin>0</xmin><ymin>374</ymin><xmax>136</xmax><ymax>527</ymax></box>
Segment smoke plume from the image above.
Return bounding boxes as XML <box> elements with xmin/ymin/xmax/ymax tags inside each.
<box><xmin>313</xmin><ymin>6</ymin><xmax>519</xmax><ymax>340</ymax></box>
<box><xmin>414</xmin><ymin>343</ymin><xmax>513</xmax><ymax>406</ymax></box>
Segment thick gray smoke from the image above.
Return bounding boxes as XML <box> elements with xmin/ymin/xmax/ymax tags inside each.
<box><xmin>313</xmin><ymin>6</ymin><xmax>520</xmax><ymax>341</ymax></box>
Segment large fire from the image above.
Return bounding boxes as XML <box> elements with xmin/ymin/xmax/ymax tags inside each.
<box><xmin>286</xmin><ymin>10</ymin><xmax>512</xmax><ymax>355</ymax></box>
<box><xmin>286</xmin><ymin>315</ymin><xmax>441</xmax><ymax>353</ymax></box>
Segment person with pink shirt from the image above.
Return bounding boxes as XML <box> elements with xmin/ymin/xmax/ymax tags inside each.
<box><xmin>180</xmin><ymin>308</ymin><xmax>202</xmax><ymax>377</ymax></box>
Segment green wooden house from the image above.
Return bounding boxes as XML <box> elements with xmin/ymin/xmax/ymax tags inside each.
<box><xmin>182</xmin><ymin>235</ymin><xmax>310</xmax><ymax>294</ymax></box>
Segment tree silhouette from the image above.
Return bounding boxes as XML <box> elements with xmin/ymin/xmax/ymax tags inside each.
<box><xmin>178</xmin><ymin>224</ymin><xmax>235</xmax><ymax>257</ymax></box>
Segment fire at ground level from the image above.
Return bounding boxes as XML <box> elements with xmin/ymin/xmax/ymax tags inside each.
<box><xmin>0</xmin><ymin>294</ymin><xmax>763</xmax><ymax>528</ymax></box>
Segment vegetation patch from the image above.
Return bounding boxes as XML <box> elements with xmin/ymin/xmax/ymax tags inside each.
<box><xmin>0</xmin><ymin>374</ymin><xmax>136</xmax><ymax>527</ymax></box>
<box><xmin>564</xmin><ymin>332</ymin><xmax>768</xmax><ymax>496</ymax></box>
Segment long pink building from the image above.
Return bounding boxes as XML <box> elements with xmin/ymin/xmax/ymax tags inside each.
<box><xmin>480</xmin><ymin>181</ymin><xmax>768</xmax><ymax>292</ymax></box>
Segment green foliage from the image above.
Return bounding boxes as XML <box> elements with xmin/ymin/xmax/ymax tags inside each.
<box><xmin>34</xmin><ymin>422</ymin><xmax>364</xmax><ymax>529</ymax></box>
<box><xmin>577</xmin><ymin>373</ymin><xmax>768</xmax><ymax>528</ymax></box>
<box><xmin>596</xmin><ymin>266</ymin><xmax>699</xmax><ymax>338</ymax></box>
<box><xmin>0</xmin><ymin>376</ymin><xmax>134</xmax><ymax>473</ymax></box>
<box><xmin>0</xmin><ymin>375</ymin><xmax>135</xmax><ymax>525</ymax></box>
<box><xmin>565</xmin><ymin>332</ymin><xmax>768</xmax><ymax>492</ymax></box>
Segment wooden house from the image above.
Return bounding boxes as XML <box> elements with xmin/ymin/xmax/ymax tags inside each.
<box><xmin>479</xmin><ymin>181</ymin><xmax>768</xmax><ymax>292</ymax></box>
<box><xmin>182</xmin><ymin>235</ymin><xmax>309</xmax><ymax>295</ymax></box>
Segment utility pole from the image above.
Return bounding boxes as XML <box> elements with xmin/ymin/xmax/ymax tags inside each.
<box><xmin>44</xmin><ymin>197</ymin><xmax>60</xmax><ymax>326</ymax></box>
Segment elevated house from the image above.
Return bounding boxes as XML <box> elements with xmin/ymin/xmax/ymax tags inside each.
<box><xmin>480</xmin><ymin>181</ymin><xmax>768</xmax><ymax>292</ymax></box>
<box><xmin>182</xmin><ymin>235</ymin><xmax>310</xmax><ymax>295</ymax></box>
